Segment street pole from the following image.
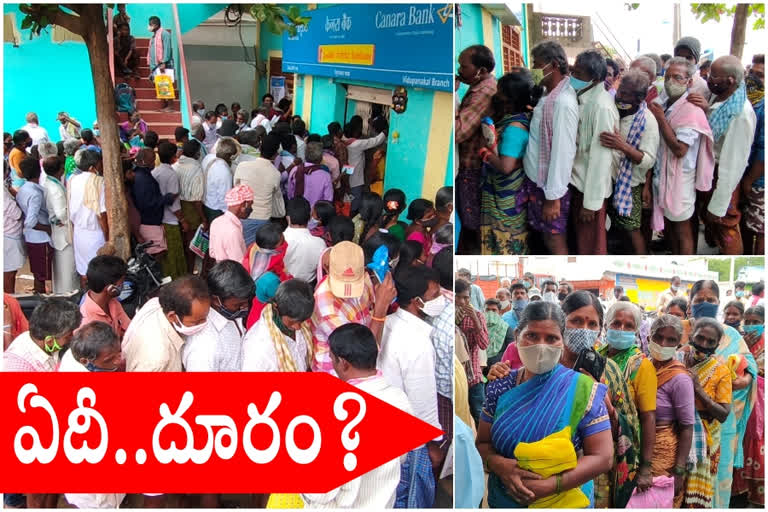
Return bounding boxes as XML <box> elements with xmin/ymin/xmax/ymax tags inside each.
<box><xmin>730</xmin><ymin>256</ymin><xmax>735</xmax><ymax>285</ymax></box>
<box><xmin>673</xmin><ymin>3</ymin><xmax>681</xmax><ymax>46</ymax></box>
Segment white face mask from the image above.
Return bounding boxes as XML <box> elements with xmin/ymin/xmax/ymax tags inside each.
<box><xmin>499</xmin><ymin>299</ymin><xmax>511</xmax><ymax>310</ymax></box>
<box><xmin>648</xmin><ymin>341</ymin><xmax>677</xmax><ymax>362</ymax></box>
<box><xmin>518</xmin><ymin>343</ymin><xmax>562</xmax><ymax>374</ymax></box>
<box><xmin>665</xmin><ymin>81</ymin><xmax>688</xmax><ymax>100</ymax></box>
<box><xmin>173</xmin><ymin>317</ymin><xmax>208</xmax><ymax>336</ymax></box>
<box><xmin>542</xmin><ymin>291</ymin><xmax>558</xmax><ymax>304</ymax></box>
<box><xmin>420</xmin><ymin>295</ymin><xmax>447</xmax><ymax>317</ymax></box>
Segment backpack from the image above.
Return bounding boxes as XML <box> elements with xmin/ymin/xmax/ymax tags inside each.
<box><xmin>115</xmin><ymin>83</ymin><xmax>136</xmax><ymax>114</ymax></box>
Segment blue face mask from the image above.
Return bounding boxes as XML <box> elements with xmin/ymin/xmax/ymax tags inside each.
<box><xmin>692</xmin><ymin>301</ymin><xmax>719</xmax><ymax>319</ymax></box>
<box><xmin>513</xmin><ymin>299</ymin><xmax>528</xmax><ymax>311</ymax></box>
<box><xmin>743</xmin><ymin>324</ymin><xmax>765</xmax><ymax>336</ymax></box>
<box><xmin>86</xmin><ymin>361</ymin><xmax>119</xmax><ymax>372</ymax></box>
<box><xmin>570</xmin><ymin>76</ymin><xmax>592</xmax><ymax>92</ymax></box>
<box><xmin>735</xmin><ymin>290</ymin><xmax>745</xmax><ymax>298</ymax></box>
<box><xmin>606</xmin><ymin>329</ymin><xmax>636</xmax><ymax>350</ymax></box>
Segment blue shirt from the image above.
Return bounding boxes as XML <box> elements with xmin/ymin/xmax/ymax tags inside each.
<box><xmin>454</xmin><ymin>416</ymin><xmax>486</xmax><ymax>509</ymax></box>
<box><xmin>501</xmin><ymin>310</ymin><xmax>519</xmax><ymax>330</ymax></box>
<box><xmin>429</xmin><ymin>301</ymin><xmax>454</xmax><ymax>398</ymax></box>
<box><xmin>470</xmin><ymin>284</ymin><xmax>485</xmax><ymax>312</ymax></box>
<box><xmin>15</xmin><ymin>181</ymin><xmax>51</xmax><ymax>244</ymax></box>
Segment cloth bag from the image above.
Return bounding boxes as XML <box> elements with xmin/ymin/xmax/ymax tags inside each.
<box><xmin>626</xmin><ymin>475</ymin><xmax>675</xmax><ymax>508</ymax></box>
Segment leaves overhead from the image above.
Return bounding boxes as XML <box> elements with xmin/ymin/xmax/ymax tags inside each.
<box><xmin>241</xmin><ymin>4</ymin><xmax>310</xmax><ymax>37</ymax></box>
<box><xmin>690</xmin><ymin>3</ymin><xmax>765</xmax><ymax>30</ymax></box>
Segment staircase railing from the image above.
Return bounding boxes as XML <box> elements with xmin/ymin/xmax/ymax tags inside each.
<box><xmin>172</xmin><ymin>4</ymin><xmax>193</xmax><ymax>127</ymax></box>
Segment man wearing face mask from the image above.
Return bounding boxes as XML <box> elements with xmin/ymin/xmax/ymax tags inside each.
<box><xmin>147</xmin><ymin>16</ymin><xmax>174</xmax><ymax>112</ymax></box>
<box><xmin>456</xmin><ymin>44</ymin><xmax>497</xmax><ymax>253</ymax></box>
<box><xmin>495</xmin><ymin>287</ymin><xmax>512</xmax><ymax>315</ymax></box>
<box><xmin>523</xmin><ymin>41</ymin><xmax>579</xmax><ymax>255</ymax></box>
<box><xmin>568</xmin><ymin>50</ymin><xmax>619</xmax><ymax>255</ymax></box>
<box><xmin>122</xmin><ymin>275</ymin><xmax>211</xmax><ymax>372</ymax></box>
<box><xmin>693</xmin><ymin>55</ymin><xmax>756</xmax><ymax>255</ymax></box>
<box><xmin>734</xmin><ymin>281</ymin><xmax>749</xmax><ymax>307</ymax></box>
<box><xmin>648</xmin><ymin>57</ymin><xmax>715</xmax><ymax>255</ymax></box>
<box><xmin>540</xmin><ymin>279</ymin><xmax>559</xmax><ymax>304</ymax></box>
<box><xmin>80</xmin><ymin>255</ymin><xmax>131</xmax><ymax>339</ymax></box>
<box><xmin>381</xmin><ymin>265</ymin><xmax>444</xmax><ymax>470</ymax></box>
<box><xmin>182</xmin><ymin>261</ymin><xmax>253</xmax><ymax>372</ymax></box>
<box><xmin>209</xmin><ymin>184</ymin><xmax>253</xmax><ymax>264</ymax></box>
<box><xmin>656</xmin><ymin>275</ymin><xmax>685</xmax><ymax>314</ymax></box>
<box><xmin>558</xmin><ymin>280</ymin><xmax>573</xmax><ymax>303</ymax></box>
<box><xmin>502</xmin><ymin>282</ymin><xmax>529</xmax><ymax>329</ymax></box>
<box><xmin>600</xmin><ymin>70</ymin><xmax>659</xmax><ymax>255</ymax></box>
<box><xmin>59</xmin><ymin>321</ymin><xmax>123</xmax><ymax>373</ymax></box>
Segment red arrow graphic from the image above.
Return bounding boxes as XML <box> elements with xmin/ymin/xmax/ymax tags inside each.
<box><xmin>0</xmin><ymin>372</ymin><xmax>442</xmax><ymax>493</ymax></box>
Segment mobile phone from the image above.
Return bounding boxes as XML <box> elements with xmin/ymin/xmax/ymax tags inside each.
<box><xmin>573</xmin><ymin>349</ymin><xmax>606</xmax><ymax>382</ymax></box>
<box><xmin>342</xmin><ymin>165</ymin><xmax>355</xmax><ymax>175</ymax></box>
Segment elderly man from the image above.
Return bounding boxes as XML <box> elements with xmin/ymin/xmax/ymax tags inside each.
<box><xmin>182</xmin><ymin>261</ymin><xmax>253</xmax><ymax>372</ymax></box>
<box><xmin>57</xmin><ymin>112</ymin><xmax>81</xmax><ymax>142</ymax></box>
<box><xmin>631</xmin><ymin>56</ymin><xmax>660</xmax><ymax>103</ymax></box>
<box><xmin>173</xmin><ymin>139</ymin><xmax>206</xmax><ymax>272</ymax></box>
<box><xmin>494</xmin><ymin>287</ymin><xmax>512</xmax><ymax>315</ymax></box>
<box><xmin>209</xmin><ymin>184</ymin><xmax>253</xmax><ymax>264</ymax></box>
<box><xmin>21</xmin><ymin>112</ymin><xmax>50</xmax><ymax>146</ymax></box>
<box><xmin>523</xmin><ymin>40</ymin><xmax>579</xmax><ymax>255</ymax></box>
<box><xmin>122</xmin><ymin>276</ymin><xmax>210</xmax><ymax>372</ymax></box>
<box><xmin>600</xmin><ymin>69</ymin><xmax>659</xmax><ymax>254</ymax></box>
<box><xmin>59</xmin><ymin>321</ymin><xmax>122</xmax><ymax>373</ymax></box>
<box><xmin>201</xmin><ymin>137</ymin><xmax>238</xmax><ymax>222</ymax></box>
<box><xmin>693</xmin><ymin>56</ymin><xmax>757</xmax><ymax>255</ymax></box>
<box><xmin>673</xmin><ymin>36</ymin><xmax>711</xmax><ymax>99</ymax></box>
<box><xmin>568</xmin><ymin>50</ymin><xmax>619</xmax><ymax>255</ymax></box>
<box><xmin>456</xmin><ymin>44</ymin><xmax>497</xmax><ymax>253</ymax></box>
<box><xmin>648</xmin><ymin>57</ymin><xmax>715</xmax><ymax>255</ymax></box>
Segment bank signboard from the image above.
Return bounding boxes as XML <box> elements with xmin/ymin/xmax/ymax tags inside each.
<box><xmin>282</xmin><ymin>4</ymin><xmax>453</xmax><ymax>91</ymax></box>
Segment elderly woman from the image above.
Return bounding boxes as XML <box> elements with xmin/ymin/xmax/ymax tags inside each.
<box><xmin>62</xmin><ymin>138</ymin><xmax>82</xmax><ymax>184</ymax></box>
<box><xmin>477</xmin><ymin>301</ymin><xmax>613</xmax><ymax>508</ymax></box>
<box><xmin>68</xmin><ymin>149</ymin><xmax>108</xmax><ymax>286</ymax></box>
<box><xmin>489</xmin><ymin>291</ymin><xmax>640</xmax><ymax>507</ymax></box>
<box><xmin>646</xmin><ymin>314</ymin><xmax>694</xmax><ymax>505</ymax></box>
<box><xmin>687</xmin><ymin>279</ymin><xmax>757</xmax><ymax>507</ymax></box>
<box><xmin>678</xmin><ymin>318</ymin><xmax>732</xmax><ymax>507</ymax></box>
<box><xmin>598</xmin><ymin>301</ymin><xmax>657</xmax><ymax>493</ymax></box>
<box><xmin>600</xmin><ymin>69</ymin><xmax>659</xmax><ymax>254</ymax></box>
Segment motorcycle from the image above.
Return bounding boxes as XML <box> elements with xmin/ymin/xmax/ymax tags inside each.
<box><xmin>120</xmin><ymin>241</ymin><xmax>169</xmax><ymax>317</ymax></box>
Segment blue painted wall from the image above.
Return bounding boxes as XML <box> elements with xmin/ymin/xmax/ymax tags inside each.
<box><xmin>455</xmin><ymin>4</ymin><xmax>505</xmax><ymax>102</ymax></box>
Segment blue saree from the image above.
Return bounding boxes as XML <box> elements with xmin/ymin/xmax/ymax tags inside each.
<box><xmin>481</xmin><ymin>364</ymin><xmax>610</xmax><ymax>508</ymax></box>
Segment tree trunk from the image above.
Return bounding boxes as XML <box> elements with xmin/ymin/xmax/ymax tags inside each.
<box><xmin>78</xmin><ymin>4</ymin><xmax>130</xmax><ymax>261</ymax></box>
<box><xmin>730</xmin><ymin>4</ymin><xmax>748</xmax><ymax>59</ymax></box>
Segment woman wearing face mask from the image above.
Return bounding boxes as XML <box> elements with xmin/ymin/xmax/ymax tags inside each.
<box><xmin>688</xmin><ymin>279</ymin><xmax>757</xmax><ymax>507</ymax></box>
<box><xmin>732</xmin><ymin>305</ymin><xmax>764</xmax><ymax>507</ymax></box>
<box><xmin>405</xmin><ymin>198</ymin><xmax>438</xmax><ymax>255</ymax></box>
<box><xmin>488</xmin><ymin>291</ymin><xmax>640</xmax><ymax>507</ymax></box>
<box><xmin>597</xmin><ymin>301</ymin><xmax>657</xmax><ymax>494</ymax></box>
<box><xmin>723</xmin><ymin>300</ymin><xmax>745</xmax><ymax>331</ymax></box>
<box><xmin>182</xmin><ymin>261</ymin><xmax>253</xmax><ymax>372</ymax></box>
<box><xmin>80</xmin><ymin>255</ymin><xmax>131</xmax><ymax>339</ymax></box>
<box><xmin>476</xmin><ymin>301</ymin><xmax>614</xmax><ymax>508</ymax></box>
<box><xmin>478</xmin><ymin>69</ymin><xmax>538</xmax><ymax>255</ymax></box>
<box><xmin>677</xmin><ymin>318</ymin><xmax>732</xmax><ymax>508</ymax></box>
<box><xmin>646</xmin><ymin>315</ymin><xmax>694</xmax><ymax>505</ymax></box>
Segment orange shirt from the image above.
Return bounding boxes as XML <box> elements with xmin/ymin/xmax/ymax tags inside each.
<box><xmin>9</xmin><ymin>148</ymin><xmax>25</xmax><ymax>177</ymax></box>
<box><xmin>80</xmin><ymin>292</ymin><xmax>131</xmax><ymax>339</ymax></box>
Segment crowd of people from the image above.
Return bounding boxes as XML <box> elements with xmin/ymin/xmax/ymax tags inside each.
<box><xmin>456</xmin><ymin>36</ymin><xmax>764</xmax><ymax>256</ymax></box>
<box><xmin>3</xmin><ymin>70</ymin><xmax>455</xmax><ymax>508</ymax></box>
<box><xmin>454</xmin><ymin>270</ymin><xmax>764</xmax><ymax>509</ymax></box>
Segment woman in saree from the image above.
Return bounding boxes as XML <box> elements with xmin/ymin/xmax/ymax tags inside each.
<box><xmin>488</xmin><ymin>291</ymin><xmax>640</xmax><ymax>507</ymax></box>
<box><xmin>476</xmin><ymin>301</ymin><xmax>613</xmax><ymax>508</ymax></box>
<box><xmin>597</xmin><ymin>302</ymin><xmax>657</xmax><ymax>493</ymax></box>
<box><xmin>678</xmin><ymin>318</ymin><xmax>732</xmax><ymax>508</ymax></box>
<box><xmin>647</xmin><ymin>314</ymin><xmax>694</xmax><ymax>506</ymax></box>
<box><xmin>665</xmin><ymin>297</ymin><xmax>691</xmax><ymax>345</ymax></box>
<box><xmin>687</xmin><ymin>280</ymin><xmax>757</xmax><ymax>508</ymax></box>
<box><xmin>732</xmin><ymin>305</ymin><xmax>764</xmax><ymax>506</ymax></box>
<box><xmin>478</xmin><ymin>70</ymin><xmax>535</xmax><ymax>255</ymax></box>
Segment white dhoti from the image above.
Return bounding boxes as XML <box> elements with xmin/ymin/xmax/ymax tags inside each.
<box><xmin>73</xmin><ymin>227</ymin><xmax>106</xmax><ymax>276</ymax></box>
<box><xmin>3</xmin><ymin>235</ymin><xmax>26</xmax><ymax>272</ymax></box>
<box><xmin>53</xmin><ymin>245</ymin><xmax>79</xmax><ymax>293</ymax></box>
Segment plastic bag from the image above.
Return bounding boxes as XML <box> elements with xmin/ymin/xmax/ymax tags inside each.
<box><xmin>626</xmin><ymin>475</ymin><xmax>674</xmax><ymax>508</ymax></box>
<box><xmin>154</xmin><ymin>72</ymin><xmax>175</xmax><ymax>100</ymax></box>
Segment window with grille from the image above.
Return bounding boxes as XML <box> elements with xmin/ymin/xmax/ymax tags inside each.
<box><xmin>501</xmin><ymin>25</ymin><xmax>523</xmax><ymax>73</ymax></box>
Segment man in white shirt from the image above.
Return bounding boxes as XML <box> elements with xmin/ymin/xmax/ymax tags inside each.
<box><xmin>59</xmin><ymin>321</ymin><xmax>122</xmax><ymax>373</ymax></box>
<box><xmin>568</xmin><ymin>49</ymin><xmax>620</xmax><ymax>255</ymax></box>
<box><xmin>201</xmin><ymin>137</ymin><xmax>238</xmax><ymax>222</ymax></box>
<box><xmin>233</xmin><ymin>132</ymin><xmax>285</xmax><ymax>245</ymax></box>
<box><xmin>302</xmin><ymin>323</ymin><xmax>414</xmax><ymax>509</ymax></box>
<box><xmin>523</xmin><ymin>40</ymin><xmax>579</xmax><ymax>255</ymax></box>
<box><xmin>698</xmin><ymin>55</ymin><xmax>757</xmax><ymax>255</ymax></box>
<box><xmin>202</xmin><ymin>111</ymin><xmax>219</xmax><ymax>152</ymax></box>
<box><xmin>292</xmin><ymin>118</ymin><xmax>307</xmax><ymax>160</ymax></box>
<box><xmin>343</xmin><ymin>120</ymin><xmax>387</xmax><ymax>214</ymax></box>
<box><xmin>283</xmin><ymin>197</ymin><xmax>327</xmax><ymax>284</ymax></box>
<box><xmin>22</xmin><ymin>112</ymin><xmax>50</xmax><ymax>146</ymax></box>
<box><xmin>182</xmin><ymin>261</ymin><xmax>252</xmax><ymax>372</ymax></box>
<box><xmin>57</xmin><ymin>112</ymin><xmax>81</xmax><ymax>142</ymax></box>
<box><xmin>241</xmin><ymin>279</ymin><xmax>314</xmax><ymax>372</ymax></box>
<box><xmin>191</xmin><ymin>99</ymin><xmax>206</xmax><ymax>127</ymax></box>
<box><xmin>122</xmin><ymin>276</ymin><xmax>211</xmax><ymax>372</ymax></box>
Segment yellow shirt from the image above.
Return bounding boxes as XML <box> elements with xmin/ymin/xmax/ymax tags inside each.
<box><xmin>630</xmin><ymin>357</ymin><xmax>658</xmax><ymax>413</ymax></box>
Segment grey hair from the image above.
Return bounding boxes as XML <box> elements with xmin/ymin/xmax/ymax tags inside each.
<box><xmin>642</xmin><ymin>53</ymin><xmax>664</xmax><ymax>75</ymax></box>
<box><xmin>666</xmin><ymin>56</ymin><xmax>696</xmax><ymax>80</ymax></box>
<box><xmin>29</xmin><ymin>297</ymin><xmax>82</xmax><ymax>341</ymax></box>
<box><xmin>575</xmin><ymin>49</ymin><xmax>608</xmax><ymax>81</ymax></box>
<box><xmin>70</xmin><ymin>321</ymin><xmax>119</xmax><ymax>361</ymax></box>
<box><xmin>216</xmin><ymin>137</ymin><xmax>240</xmax><ymax>161</ymax></box>
<box><xmin>496</xmin><ymin>287</ymin><xmax>511</xmax><ymax>298</ymax></box>
<box><xmin>305</xmin><ymin>141</ymin><xmax>323</xmax><ymax>164</ymax></box>
<box><xmin>63</xmin><ymin>138</ymin><xmax>82</xmax><ymax>156</ymax></box>
<box><xmin>38</xmin><ymin>141</ymin><xmax>58</xmax><ymax>160</ymax></box>
<box><xmin>718</xmin><ymin>55</ymin><xmax>745</xmax><ymax>84</ymax></box>
<box><xmin>618</xmin><ymin>69</ymin><xmax>651</xmax><ymax>103</ymax></box>
<box><xmin>605</xmin><ymin>301</ymin><xmax>642</xmax><ymax>331</ymax></box>
<box><xmin>25</xmin><ymin>112</ymin><xmax>39</xmax><ymax>124</ymax></box>
<box><xmin>631</xmin><ymin>56</ymin><xmax>657</xmax><ymax>83</ymax></box>
<box><xmin>74</xmin><ymin>148</ymin><xmax>101</xmax><ymax>171</ymax></box>
<box><xmin>650</xmin><ymin>314</ymin><xmax>683</xmax><ymax>342</ymax></box>
<box><xmin>693</xmin><ymin>317</ymin><xmax>724</xmax><ymax>343</ymax></box>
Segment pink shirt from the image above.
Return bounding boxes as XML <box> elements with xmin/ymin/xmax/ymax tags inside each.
<box><xmin>500</xmin><ymin>342</ymin><xmax>524</xmax><ymax>371</ymax></box>
<box><xmin>209</xmin><ymin>210</ymin><xmax>246</xmax><ymax>263</ymax></box>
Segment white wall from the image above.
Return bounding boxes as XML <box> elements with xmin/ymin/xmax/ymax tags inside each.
<box><xmin>186</xmin><ymin>59</ymin><xmax>257</xmax><ymax>114</ymax></box>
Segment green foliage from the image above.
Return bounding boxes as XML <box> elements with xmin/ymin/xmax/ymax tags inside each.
<box><xmin>707</xmin><ymin>257</ymin><xmax>765</xmax><ymax>282</ymax></box>
<box><xmin>690</xmin><ymin>3</ymin><xmax>765</xmax><ymax>30</ymax></box>
<box><xmin>244</xmin><ymin>4</ymin><xmax>311</xmax><ymax>37</ymax></box>
<box><xmin>18</xmin><ymin>4</ymin><xmax>63</xmax><ymax>38</ymax></box>
<box><xmin>625</xmin><ymin>3</ymin><xmax>640</xmax><ymax>10</ymax></box>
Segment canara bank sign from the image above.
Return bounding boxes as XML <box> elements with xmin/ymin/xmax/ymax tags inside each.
<box><xmin>282</xmin><ymin>4</ymin><xmax>452</xmax><ymax>92</ymax></box>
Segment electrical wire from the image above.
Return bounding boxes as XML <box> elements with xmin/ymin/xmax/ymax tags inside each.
<box><xmin>224</xmin><ymin>4</ymin><xmax>258</xmax><ymax>70</ymax></box>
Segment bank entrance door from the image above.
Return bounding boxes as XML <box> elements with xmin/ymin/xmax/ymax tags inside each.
<box><xmin>344</xmin><ymin>85</ymin><xmax>391</xmax><ymax>192</ymax></box>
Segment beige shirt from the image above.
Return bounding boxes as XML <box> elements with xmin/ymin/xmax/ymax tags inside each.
<box><xmin>611</xmin><ymin>108</ymin><xmax>659</xmax><ymax>186</ymax></box>
<box><xmin>656</xmin><ymin>288</ymin><xmax>684</xmax><ymax>313</ymax></box>
<box><xmin>233</xmin><ymin>157</ymin><xmax>285</xmax><ymax>220</ymax></box>
<box><xmin>122</xmin><ymin>298</ymin><xmax>184</xmax><ymax>372</ymax></box>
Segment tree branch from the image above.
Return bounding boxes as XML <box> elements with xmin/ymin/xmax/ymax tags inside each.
<box><xmin>50</xmin><ymin>7</ymin><xmax>82</xmax><ymax>34</ymax></box>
